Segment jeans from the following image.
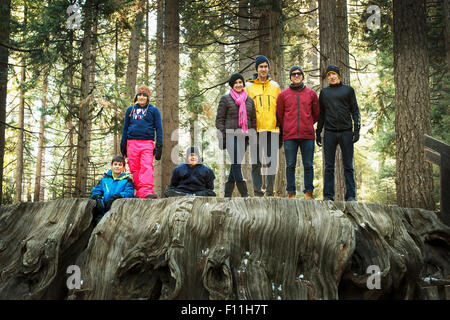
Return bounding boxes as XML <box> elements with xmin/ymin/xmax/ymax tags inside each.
<box><xmin>284</xmin><ymin>139</ymin><xmax>315</xmax><ymax>195</ymax></box>
<box><xmin>323</xmin><ymin>130</ymin><xmax>356</xmax><ymax>200</ymax></box>
<box><xmin>251</xmin><ymin>131</ymin><xmax>279</xmax><ymax>196</ymax></box>
<box><xmin>226</xmin><ymin>136</ymin><xmax>248</xmax><ymax>183</ymax></box>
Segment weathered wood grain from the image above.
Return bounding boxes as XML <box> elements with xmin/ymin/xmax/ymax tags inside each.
<box><xmin>0</xmin><ymin>199</ymin><xmax>93</xmax><ymax>299</ymax></box>
<box><xmin>1</xmin><ymin>197</ymin><xmax>449</xmax><ymax>300</ymax></box>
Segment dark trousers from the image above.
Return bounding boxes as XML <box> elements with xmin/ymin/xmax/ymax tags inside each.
<box><xmin>251</xmin><ymin>131</ymin><xmax>279</xmax><ymax>196</ymax></box>
<box><xmin>323</xmin><ymin>130</ymin><xmax>356</xmax><ymax>200</ymax></box>
<box><xmin>226</xmin><ymin>136</ymin><xmax>248</xmax><ymax>183</ymax></box>
<box><xmin>284</xmin><ymin>139</ymin><xmax>315</xmax><ymax>195</ymax></box>
<box><xmin>164</xmin><ymin>186</ymin><xmax>216</xmax><ymax>197</ymax></box>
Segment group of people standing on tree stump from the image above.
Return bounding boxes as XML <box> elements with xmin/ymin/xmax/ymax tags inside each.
<box><xmin>89</xmin><ymin>54</ymin><xmax>361</xmax><ymax>225</ymax></box>
<box><xmin>216</xmin><ymin>56</ymin><xmax>360</xmax><ymax>201</ymax></box>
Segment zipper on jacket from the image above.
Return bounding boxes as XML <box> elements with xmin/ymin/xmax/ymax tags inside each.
<box><xmin>268</xmin><ymin>96</ymin><xmax>270</xmax><ymax>111</ymax></box>
<box><xmin>105</xmin><ymin>182</ymin><xmax>109</xmax><ymax>193</ymax></box>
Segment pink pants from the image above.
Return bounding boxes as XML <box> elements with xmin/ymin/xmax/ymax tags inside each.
<box><xmin>127</xmin><ymin>139</ymin><xmax>155</xmax><ymax>198</ymax></box>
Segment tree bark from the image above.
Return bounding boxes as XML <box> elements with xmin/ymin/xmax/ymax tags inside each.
<box><xmin>153</xmin><ymin>0</ymin><xmax>164</xmax><ymax>197</ymax></box>
<box><xmin>0</xmin><ymin>0</ymin><xmax>11</xmax><ymax>205</ymax></box>
<box><xmin>257</xmin><ymin>0</ymin><xmax>286</xmax><ymax>197</ymax></box>
<box><xmin>34</xmin><ymin>69</ymin><xmax>48</xmax><ymax>202</ymax></box>
<box><xmin>64</xmin><ymin>31</ymin><xmax>75</xmax><ymax>198</ymax></box>
<box><xmin>443</xmin><ymin>0</ymin><xmax>450</xmax><ymax>73</ymax></box>
<box><xmin>1</xmin><ymin>198</ymin><xmax>449</xmax><ymax>299</ymax></box>
<box><xmin>125</xmin><ymin>0</ymin><xmax>146</xmax><ymax>100</ymax></box>
<box><xmin>113</xmin><ymin>20</ymin><xmax>121</xmax><ymax>156</ymax></box>
<box><xmin>144</xmin><ymin>0</ymin><xmax>149</xmax><ymax>84</ymax></box>
<box><xmin>0</xmin><ymin>199</ymin><xmax>94</xmax><ymax>299</ymax></box>
<box><xmin>394</xmin><ymin>0</ymin><xmax>434</xmax><ymax>210</ymax></box>
<box><xmin>75</xmin><ymin>0</ymin><xmax>95</xmax><ymax>197</ymax></box>
<box><xmin>15</xmin><ymin>4</ymin><xmax>27</xmax><ymax>203</ymax></box>
<box><xmin>239</xmin><ymin>0</ymin><xmax>257</xmax><ymax>197</ymax></box>
<box><xmin>161</xmin><ymin>0</ymin><xmax>180</xmax><ymax>194</ymax></box>
<box><xmin>318</xmin><ymin>0</ymin><xmax>346</xmax><ymax>201</ymax></box>
<box><xmin>334</xmin><ymin>0</ymin><xmax>350</xmax><ymax>201</ymax></box>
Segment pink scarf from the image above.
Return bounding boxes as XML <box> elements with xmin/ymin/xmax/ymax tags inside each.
<box><xmin>229</xmin><ymin>88</ymin><xmax>248</xmax><ymax>133</ymax></box>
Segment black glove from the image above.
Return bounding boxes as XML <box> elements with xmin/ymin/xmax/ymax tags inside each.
<box><xmin>352</xmin><ymin>131</ymin><xmax>360</xmax><ymax>143</ymax></box>
<box><xmin>92</xmin><ymin>194</ymin><xmax>102</xmax><ymax>200</ymax></box>
<box><xmin>121</xmin><ymin>140</ymin><xmax>127</xmax><ymax>157</ymax></box>
<box><xmin>95</xmin><ymin>198</ymin><xmax>104</xmax><ymax>213</ymax></box>
<box><xmin>105</xmin><ymin>194</ymin><xmax>123</xmax><ymax>212</ymax></box>
<box><xmin>316</xmin><ymin>129</ymin><xmax>322</xmax><ymax>147</ymax></box>
<box><xmin>154</xmin><ymin>143</ymin><xmax>163</xmax><ymax>161</ymax></box>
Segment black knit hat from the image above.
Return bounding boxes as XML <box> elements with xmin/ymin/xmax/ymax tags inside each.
<box><xmin>289</xmin><ymin>65</ymin><xmax>304</xmax><ymax>78</ymax></box>
<box><xmin>228</xmin><ymin>73</ymin><xmax>245</xmax><ymax>88</ymax></box>
<box><xmin>185</xmin><ymin>146</ymin><xmax>202</xmax><ymax>164</ymax></box>
<box><xmin>324</xmin><ymin>65</ymin><xmax>341</xmax><ymax>79</ymax></box>
<box><xmin>255</xmin><ymin>55</ymin><xmax>270</xmax><ymax>70</ymax></box>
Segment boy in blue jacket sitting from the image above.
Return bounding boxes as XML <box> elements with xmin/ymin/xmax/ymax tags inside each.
<box><xmin>91</xmin><ymin>156</ymin><xmax>135</xmax><ymax>225</ymax></box>
<box><xmin>164</xmin><ymin>146</ymin><xmax>216</xmax><ymax>197</ymax></box>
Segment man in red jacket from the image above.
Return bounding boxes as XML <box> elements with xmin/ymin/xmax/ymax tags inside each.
<box><xmin>276</xmin><ymin>65</ymin><xmax>319</xmax><ymax>199</ymax></box>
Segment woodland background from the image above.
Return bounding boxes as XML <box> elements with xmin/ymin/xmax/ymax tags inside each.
<box><xmin>0</xmin><ymin>0</ymin><xmax>448</xmax><ymax>211</ymax></box>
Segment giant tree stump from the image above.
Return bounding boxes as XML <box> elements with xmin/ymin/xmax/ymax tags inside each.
<box><xmin>1</xmin><ymin>197</ymin><xmax>449</xmax><ymax>300</ymax></box>
<box><xmin>0</xmin><ymin>199</ymin><xmax>93</xmax><ymax>299</ymax></box>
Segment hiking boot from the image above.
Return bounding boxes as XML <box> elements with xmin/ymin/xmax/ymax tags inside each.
<box><xmin>235</xmin><ymin>181</ymin><xmax>249</xmax><ymax>198</ymax></box>
<box><xmin>346</xmin><ymin>197</ymin><xmax>357</xmax><ymax>202</ymax></box>
<box><xmin>224</xmin><ymin>181</ymin><xmax>235</xmax><ymax>198</ymax></box>
<box><xmin>287</xmin><ymin>192</ymin><xmax>296</xmax><ymax>199</ymax></box>
<box><xmin>304</xmin><ymin>191</ymin><xmax>314</xmax><ymax>200</ymax></box>
<box><xmin>145</xmin><ymin>193</ymin><xmax>158</xmax><ymax>199</ymax></box>
<box><xmin>323</xmin><ymin>197</ymin><xmax>333</xmax><ymax>201</ymax></box>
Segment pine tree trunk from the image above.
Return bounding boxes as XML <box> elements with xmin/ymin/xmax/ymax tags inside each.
<box><xmin>0</xmin><ymin>0</ymin><xmax>11</xmax><ymax>205</ymax></box>
<box><xmin>443</xmin><ymin>0</ymin><xmax>450</xmax><ymax>72</ymax></box>
<box><xmin>319</xmin><ymin>0</ymin><xmax>346</xmax><ymax>201</ymax></box>
<box><xmin>161</xmin><ymin>0</ymin><xmax>180</xmax><ymax>194</ymax></box>
<box><xmin>64</xmin><ymin>32</ymin><xmax>75</xmax><ymax>198</ymax></box>
<box><xmin>258</xmin><ymin>0</ymin><xmax>286</xmax><ymax>197</ymax></box>
<box><xmin>75</xmin><ymin>0</ymin><xmax>95</xmax><ymax>198</ymax></box>
<box><xmin>125</xmin><ymin>0</ymin><xmax>146</xmax><ymax>100</ymax></box>
<box><xmin>145</xmin><ymin>0</ymin><xmax>149</xmax><ymax>84</ymax></box>
<box><xmin>15</xmin><ymin>5</ymin><xmax>27</xmax><ymax>202</ymax></box>
<box><xmin>66</xmin><ymin>118</ymin><xmax>74</xmax><ymax>198</ymax></box>
<box><xmin>394</xmin><ymin>0</ymin><xmax>434</xmax><ymax>210</ymax></box>
<box><xmin>239</xmin><ymin>0</ymin><xmax>256</xmax><ymax>196</ymax></box>
<box><xmin>335</xmin><ymin>0</ymin><xmax>350</xmax><ymax>201</ymax></box>
<box><xmin>34</xmin><ymin>70</ymin><xmax>48</xmax><ymax>202</ymax></box>
<box><xmin>113</xmin><ymin>20</ymin><xmax>121</xmax><ymax>156</ymax></box>
<box><xmin>153</xmin><ymin>0</ymin><xmax>164</xmax><ymax>197</ymax></box>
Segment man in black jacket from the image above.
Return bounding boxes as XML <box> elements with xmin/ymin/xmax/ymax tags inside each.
<box><xmin>316</xmin><ymin>65</ymin><xmax>361</xmax><ymax>201</ymax></box>
<box><xmin>164</xmin><ymin>146</ymin><xmax>216</xmax><ymax>197</ymax></box>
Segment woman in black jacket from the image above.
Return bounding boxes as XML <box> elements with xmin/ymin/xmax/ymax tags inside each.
<box><xmin>215</xmin><ymin>73</ymin><xmax>257</xmax><ymax>197</ymax></box>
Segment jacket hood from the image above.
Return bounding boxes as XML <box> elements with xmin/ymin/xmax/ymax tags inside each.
<box><xmin>184</xmin><ymin>146</ymin><xmax>203</xmax><ymax>164</ymax></box>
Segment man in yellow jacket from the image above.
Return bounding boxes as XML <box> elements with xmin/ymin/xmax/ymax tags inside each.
<box><xmin>246</xmin><ymin>56</ymin><xmax>281</xmax><ymax>196</ymax></box>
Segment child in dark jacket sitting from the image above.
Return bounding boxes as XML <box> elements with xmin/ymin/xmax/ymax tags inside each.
<box><xmin>91</xmin><ymin>156</ymin><xmax>135</xmax><ymax>225</ymax></box>
<box><xmin>164</xmin><ymin>146</ymin><xmax>216</xmax><ymax>197</ymax></box>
